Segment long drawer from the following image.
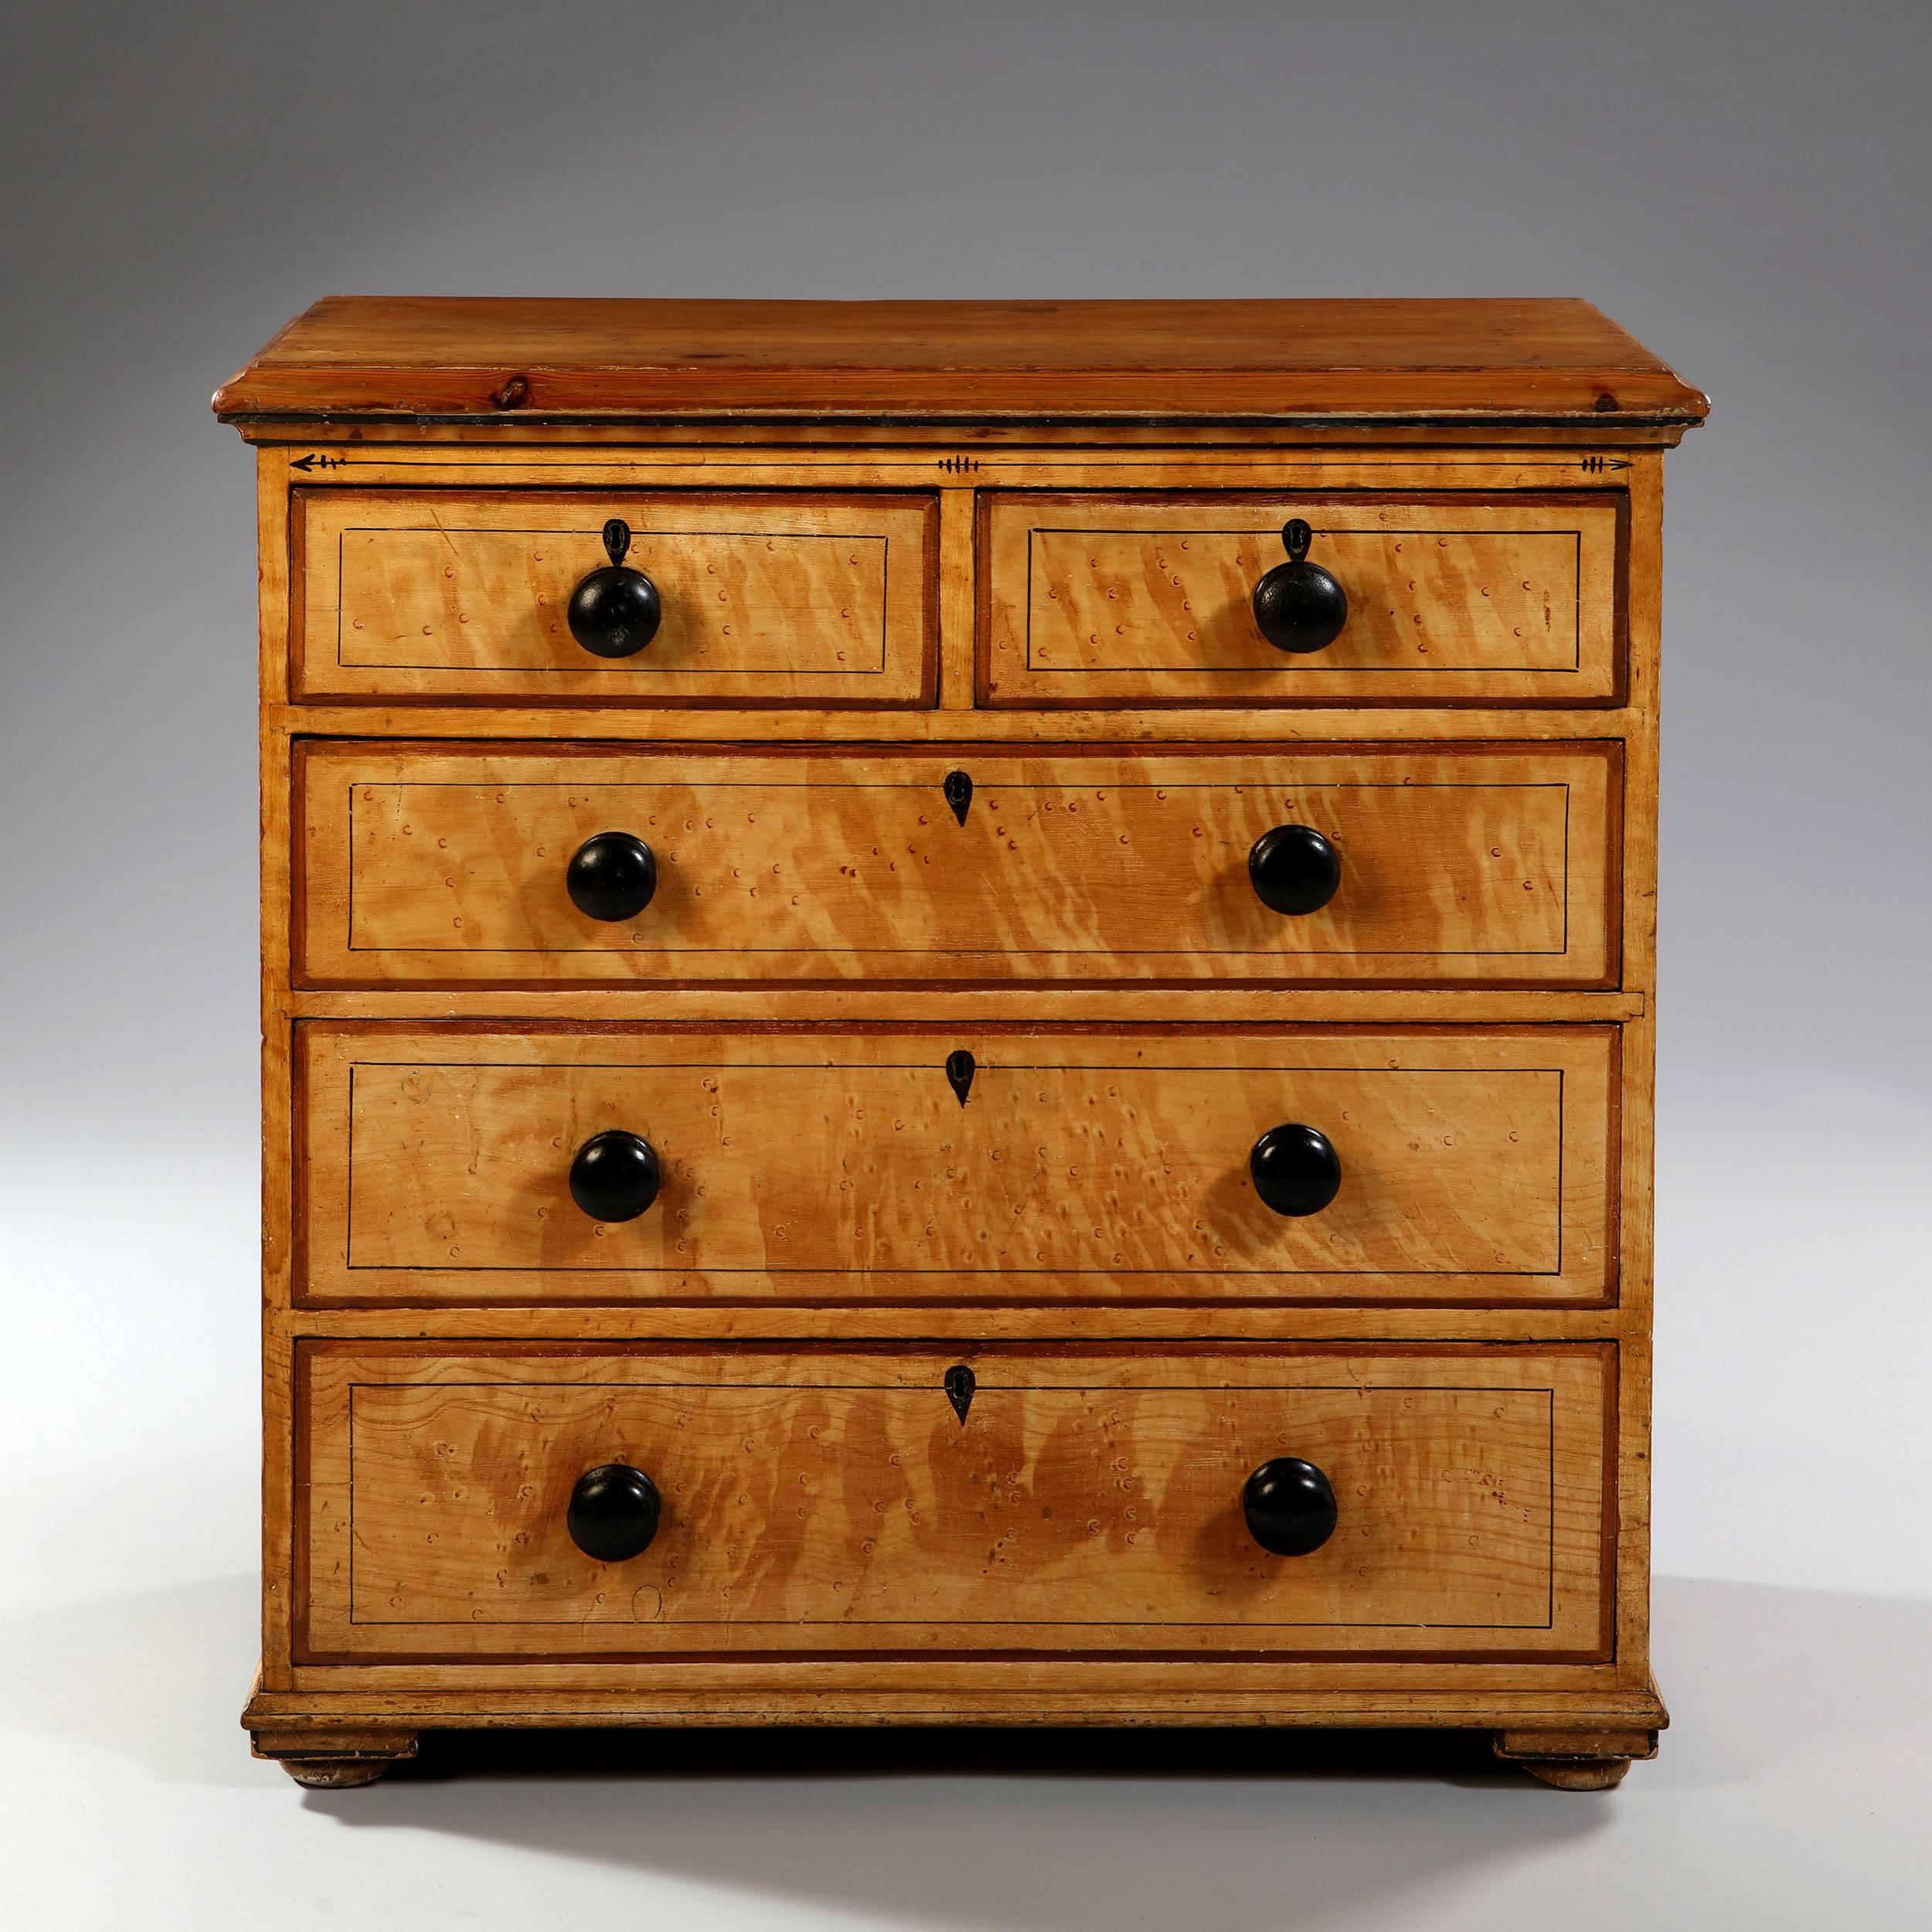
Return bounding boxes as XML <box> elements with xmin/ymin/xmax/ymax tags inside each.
<box><xmin>293</xmin><ymin>489</ymin><xmax>938</xmax><ymax>705</ymax></box>
<box><xmin>296</xmin><ymin>1343</ymin><xmax>1614</xmax><ymax>1662</ymax></box>
<box><xmin>294</xmin><ymin>743</ymin><xmax>1619</xmax><ymax>986</ymax></box>
<box><xmin>981</xmin><ymin>492</ymin><xmax>1624</xmax><ymax>707</ymax></box>
<box><xmin>295</xmin><ymin>1025</ymin><xmax>1616</xmax><ymax>1305</ymax></box>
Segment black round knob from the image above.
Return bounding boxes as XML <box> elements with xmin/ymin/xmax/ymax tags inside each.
<box><xmin>1242</xmin><ymin>1457</ymin><xmax>1338</xmax><ymax>1556</ymax></box>
<box><xmin>567</xmin><ymin>1463</ymin><xmax>662</xmax><ymax>1561</ymax></box>
<box><xmin>1250</xmin><ymin>1123</ymin><xmax>1342</xmax><ymax>1217</ymax></box>
<box><xmin>567</xmin><ymin>519</ymin><xmax>662</xmax><ymax>658</ymax></box>
<box><xmin>569</xmin><ymin>1129</ymin><xmax>661</xmax><ymax>1223</ymax></box>
<box><xmin>566</xmin><ymin>831</ymin><xmax>657</xmax><ymax>923</ymax></box>
<box><xmin>1252</xmin><ymin>519</ymin><xmax>1348</xmax><ymax>654</ymax></box>
<box><xmin>1249</xmin><ymin>823</ymin><xmax>1341</xmax><ymax>916</ymax></box>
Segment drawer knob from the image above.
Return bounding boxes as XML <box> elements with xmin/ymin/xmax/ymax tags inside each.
<box><xmin>568</xmin><ymin>1463</ymin><xmax>662</xmax><ymax>1562</ymax></box>
<box><xmin>1250</xmin><ymin>1123</ymin><xmax>1342</xmax><ymax>1217</ymax></box>
<box><xmin>566</xmin><ymin>831</ymin><xmax>658</xmax><ymax>922</ymax></box>
<box><xmin>1249</xmin><ymin>822</ymin><xmax>1341</xmax><ymax>915</ymax></box>
<box><xmin>567</xmin><ymin>518</ymin><xmax>662</xmax><ymax>658</ymax></box>
<box><xmin>1242</xmin><ymin>1457</ymin><xmax>1339</xmax><ymax>1556</ymax></box>
<box><xmin>569</xmin><ymin>1129</ymin><xmax>662</xmax><ymax>1223</ymax></box>
<box><xmin>1251</xmin><ymin>519</ymin><xmax>1348</xmax><ymax>654</ymax></box>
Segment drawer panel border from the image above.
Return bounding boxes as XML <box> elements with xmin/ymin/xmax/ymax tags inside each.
<box><xmin>291</xmin><ymin>1339</ymin><xmax>1616</xmax><ymax>1668</ymax></box>
<box><xmin>293</xmin><ymin>1022</ymin><xmax>1619</xmax><ymax>1311</ymax></box>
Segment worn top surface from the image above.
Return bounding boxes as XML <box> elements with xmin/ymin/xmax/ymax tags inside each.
<box><xmin>213</xmin><ymin>297</ymin><xmax>1707</xmax><ymax>427</ymax></box>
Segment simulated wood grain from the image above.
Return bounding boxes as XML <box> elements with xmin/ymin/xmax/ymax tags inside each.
<box><xmin>294</xmin><ymin>489</ymin><xmax>937</xmax><ymax>705</ymax></box>
<box><xmin>213</xmin><ymin>297</ymin><xmax>1708</xmax><ymax>424</ymax></box>
<box><xmin>298</xmin><ymin>1025</ymin><xmax>1614</xmax><ymax>1306</ymax></box>
<box><xmin>250</xmin><ymin>444</ymin><xmax>1672</xmax><ymax>495</ymax></box>
<box><xmin>273</xmin><ymin>697</ymin><xmax>1649</xmax><ymax>744</ymax></box>
<box><xmin>257</xmin><ymin>452</ymin><xmax>298</xmax><ymax>1689</ymax></box>
<box><xmin>249</xmin><ymin>1681</ymin><xmax>1668</xmax><ymax>1727</ymax></box>
<box><xmin>287</xmin><ymin>987</ymin><xmax>1647</xmax><ymax>1024</ymax></box>
<box><xmin>982</xmin><ymin>495</ymin><xmax>1622</xmax><ymax>706</ymax></box>
<box><xmin>295</xmin><ymin>743</ymin><xmax>1618</xmax><ymax>987</ymax></box>
<box><xmin>298</xmin><ymin>1345</ymin><xmax>1611</xmax><ymax>1661</ymax></box>
<box><xmin>228</xmin><ymin>295</ymin><xmax>1696</xmax><ymax>1768</ymax></box>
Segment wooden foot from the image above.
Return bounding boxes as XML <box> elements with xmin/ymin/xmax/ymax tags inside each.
<box><xmin>1512</xmin><ymin>1753</ymin><xmax>1632</xmax><ymax>1791</ymax></box>
<box><xmin>250</xmin><ymin>1726</ymin><xmax>419</xmax><ymax>1790</ymax></box>
<box><xmin>1492</xmin><ymin>1726</ymin><xmax>1656</xmax><ymax>1791</ymax></box>
<box><xmin>279</xmin><ymin>1757</ymin><xmax>397</xmax><ymax>1789</ymax></box>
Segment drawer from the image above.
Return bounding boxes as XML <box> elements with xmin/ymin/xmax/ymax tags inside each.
<box><xmin>295</xmin><ymin>743</ymin><xmax>1618</xmax><ymax>986</ymax></box>
<box><xmin>296</xmin><ymin>1343</ymin><xmax>1613</xmax><ymax>1661</ymax></box>
<box><xmin>981</xmin><ymin>493</ymin><xmax>1623</xmax><ymax>707</ymax></box>
<box><xmin>296</xmin><ymin>1026</ymin><xmax>1616</xmax><ymax>1305</ymax></box>
<box><xmin>292</xmin><ymin>489</ymin><xmax>937</xmax><ymax>705</ymax></box>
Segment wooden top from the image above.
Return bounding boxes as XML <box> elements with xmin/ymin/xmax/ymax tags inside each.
<box><xmin>213</xmin><ymin>297</ymin><xmax>1706</xmax><ymax>427</ymax></box>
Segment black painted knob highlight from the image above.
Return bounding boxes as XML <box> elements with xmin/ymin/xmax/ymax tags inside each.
<box><xmin>566</xmin><ymin>831</ymin><xmax>657</xmax><ymax>923</ymax></box>
<box><xmin>1249</xmin><ymin>823</ymin><xmax>1341</xmax><ymax>916</ymax></box>
<box><xmin>1252</xmin><ymin>519</ymin><xmax>1348</xmax><ymax>654</ymax></box>
<box><xmin>567</xmin><ymin>1463</ymin><xmax>662</xmax><ymax>1562</ymax></box>
<box><xmin>569</xmin><ymin>1130</ymin><xmax>662</xmax><ymax>1223</ymax></box>
<box><xmin>1250</xmin><ymin>1124</ymin><xmax>1342</xmax><ymax>1218</ymax></box>
<box><xmin>567</xmin><ymin>518</ymin><xmax>662</xmax><ymax>658</ymax></box>
<box><xmin>1242</xmin><ymin>1457</ymin><xmax>1338</xmax><ymax>1556</ymax></box>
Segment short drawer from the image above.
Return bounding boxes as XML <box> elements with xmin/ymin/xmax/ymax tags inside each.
<box><xmin>295</xmin><ymin>1343</ymin><xmax>1614</xmax><ymax>1661</ymax></box>
<box><xmin>292</xmin><ymin>489</ymin><xmax>937</xmax><ymax>705</ymax></box>
<box><xmin>981</xmin><ymin>493</ymin><xmax>1623</xmax><ymax>706</ymax></box>
<box><xmin>295</xmin><ymin>1025</ymin><xmax>1616</xmax><ymax>1305</ymax></box>
<box><xmin>294</xmin><ymin>743</ymin><xmax>1619</xmax><ymax>986</ymax></box>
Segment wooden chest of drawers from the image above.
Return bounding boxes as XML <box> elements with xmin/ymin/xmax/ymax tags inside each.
<box><xmin>218</xmin><ymin>298</ymin><xmax>1704</xmax><ymax>1791</ymax></box>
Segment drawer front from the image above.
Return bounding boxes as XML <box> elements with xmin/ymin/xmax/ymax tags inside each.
<box><xmin>297</xmin><ymin>1026</ymin><xmax>1615</xmax><ymax>1305</ymax></box>
<box><xmin>981</xmin><ymin>494</ymin><xmax>1622</xmax><ymax>707</ymax></box>
<box><xmin>293</xmin><ymin>490</ymin><xmax>938</xmax><ymax>705</ymax></box>
<box><xmin>297</xmin><ymin>1344</ymin><xmax>1613</xmax><ymax>1661</ymax></box>
<box><xmin>296</xmin><ymin>744</ymin><xmax>1617</xmax><ymax>986</ymax></box>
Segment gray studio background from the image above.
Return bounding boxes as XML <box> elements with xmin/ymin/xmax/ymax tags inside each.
<box><xmin>3</xmin><ymin>3</ymin><xmax>1928</xmax><ymax>1927</ymax></box>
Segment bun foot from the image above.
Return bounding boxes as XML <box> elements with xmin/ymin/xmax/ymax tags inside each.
<box><xmin>1515</xmin><ymin>1753</ymin><xmax>1632</xmax><ymax>1791</ymax></box>
<box><xmin>250</xmin><ymin>1725</ymin><xmax>418</xmax><ymax>1788</ymax></box>
<box><xmin>1492</xmin><ymin>1726</ymin><xmax>1657</xmax><ymax>1791</ymax></box>
<box><xmin>280</xmin><ymin>1757</ymin><xmax>396</xmax><ymax>1789</ymax></box>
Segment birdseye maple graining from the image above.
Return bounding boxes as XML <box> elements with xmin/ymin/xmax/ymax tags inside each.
<box><xmin>221</xmin><ymin>296</ymin><xmax>1703</xmax><ymax>1791</ymax></box>
<box><xmin>297</xmin><ymin>488</ymin><xmax>938</xmax><ymax>706</ymax></box>
<box><xmin>294</xmin><ymin>1023</ymin><xmax>1616</xmax><ymax>1307</ymax></box>
<box><xmin>295</xmin><ymin>1344</ymin><xmax>1612</xmax><ymax>1663</ymax></box>
<box><xmin>981</xmin><ymin>492</ymin><xmax>1626</xmax><ymax>708</ymax></box>
<box><xmin>294</xmin><ymin>742</ymin><xmax>1619</xmax><ymax>988</ymax></box>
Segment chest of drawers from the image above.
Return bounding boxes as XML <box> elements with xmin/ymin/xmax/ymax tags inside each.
<box><xmin>217</xmin><ymin>298</ymin><xmax>1704</xmax><ymax>1791</ymax></box>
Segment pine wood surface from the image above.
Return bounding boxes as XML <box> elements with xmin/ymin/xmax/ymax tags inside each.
<box><xmin>272</xmin><ymin>1657</ymin><xmax>1648</xmax><ymax>1699</ymax></box>
<box><xmin>298</xmin><ymin>489</ymin><xmax>937</xmax><ymax>705</ymax></box>
<box><xmin>294</xmin><ymin>743</ymin><xmax>1617</xmax><ymax>988</ymax></box>
<box><xmin>982</xmin><ymin>493</ymin><xmax>1622</xmax><ymax>707</ymax></box>
<box><xmin>285</xmin><ymin>988</ymin><xmax>1645</xmax><ymax>1024</ymax></box>
<box><xmin>296</xmin><ymin>1343</ymin><xmax>1610</xmax><ymax>1663</ymax></box>
<box><xmin>247</xmin><ymin>445</ymin><xmax>1663</xmax><ymax>510</ymax></box>
<box><xmin>269</xmin><ymin>447</ymin><xmax>1645</xmax><ymax>721</ymax></box>
<box><xmin>213</xmin><ymin>298</ymin><xmax>1708</xmax><ymax>425</ymax></box>
<box><xmin>243</xmin><ymin>1682</ymin><xmax>1665</xmax><ymax>1738</ymax></box>
<box><xmin>296</xmin><ymin>1024</ymin><xmax>1614</xmax><ymax>1308</ymax></box>
<box><xmin>226</xmin><ymin>303</ymin><xmax>1696</xmax><ymax>1774</ymax></box>
<box><xmin>272</xmin><ymin>702</ymin><xmax>1639</xmax><ymax>743</ymax></box>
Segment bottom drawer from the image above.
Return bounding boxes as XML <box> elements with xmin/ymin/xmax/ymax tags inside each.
<box><xmin>298</xmin><ymin>1344</ymin><xmax>1613</xmax><ymax>1662</ymax></box>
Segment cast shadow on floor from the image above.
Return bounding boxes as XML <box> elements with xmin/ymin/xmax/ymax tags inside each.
<box><xmin>11</xmin><ymin>1573</ymin><xmax>1929</xmax><ymax>1932</ymax></box>
<box><xmin>275</xmin><ymin>1573</ymin><xmax>1932</xmax><ymax>1928</ymax></box>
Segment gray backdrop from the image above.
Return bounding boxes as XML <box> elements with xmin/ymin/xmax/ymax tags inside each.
<box><xmin>3</xmin><ymin>4</ymin><xmax>1929</xmax><ymax>1927</ymax></box>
